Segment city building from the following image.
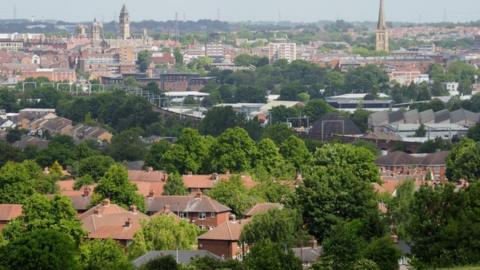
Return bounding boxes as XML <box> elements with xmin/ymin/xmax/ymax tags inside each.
<box><xmin>268</xmin><ymin>42</ymin><xmax>297</xmax><ymax>63</ymax></box>
<box><xmin>119</xmin><ymin>5</ymin><xmax>131</xmax><ymax>40</ymax></box>
<box><xmin>375</xmin><ymin>0</ymin><xmax>389</xmax><ymax>52</ymax></box>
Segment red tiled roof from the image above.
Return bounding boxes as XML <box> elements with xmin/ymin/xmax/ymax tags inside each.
<box><xmin>79</xmin><ymin>200</ymin><xmax>149</xmax><ymax>241</ymax></box>
<box><xmin>182</xmin><ymin>174</ymin><xmax>256</xmax><ymax>190</ymax></box>
<box><xmin>132</xmin><ymin>181</ymin><xmax>165</xmax><ymax>197</ymax></box>
<box><xmin>128</xmin><ymin>170</ymin><xmax>168</xmax><ymax>182</ymax></box>
<box><xmin>198</xmin><ymin>220</ymin><xmax>249</xmax><ymax>241</ymax></box>
<box><xmin>0</xmin><ymin>204</ymin><xmax>22</xmax><ymax>221</ymax></box>
<box><xmin>243</xmin><ymin>203</ymin><xmax>282</xmax><ymax>217</ymax></box>
<box><xmin>146</xmin><ymin>195</ymin><xmax>231</xmax><ymax>214</ymax></box>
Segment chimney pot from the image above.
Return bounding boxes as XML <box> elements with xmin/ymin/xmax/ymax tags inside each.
<box><xmin>83</xmin><ymin>186</ymin><xmax>91</xmax><ymax>197</ymax></box>
<box><xmin>148</xmin><ymin>189</ymin><xmax>154</xmax><ymax>197</ymax></box>
<box><xmin>147</xmin><ymin>167</ymin><xmax>153</xmax><ymax>172</ymax></box>
<box><xmin>124</xmin><ymin>218</ymin><xmax>132</xmax><ymax>228</ymax></box>
<box><xmin>130</xmin><ymin>204</ymin><xmax>137</xmax><ymax>213</ymax></box>
<box><xmin>102</xmin><ymin>198</ymin><xmax>110</xmax><ymax>206</ymax></box>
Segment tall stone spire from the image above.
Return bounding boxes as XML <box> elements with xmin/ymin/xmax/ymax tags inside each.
<box><xmin>377</xmin><ymin>0</ymin><xmax>386</xmax><ymax>30</ymax></box>
<box><xmin>375</xmin><ymin>0</ymin><xmax>389</xmax><ymax>52</ymax></box>
<box><xmin>119</xmin><ymin>4</ymin><xmax>131</xmax><ymax>40</ymax></box>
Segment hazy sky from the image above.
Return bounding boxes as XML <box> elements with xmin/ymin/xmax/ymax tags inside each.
<box><xmin>1</xmin><ymin>0</ymin><xmax>480</xmax><ymax>23</ymax></box>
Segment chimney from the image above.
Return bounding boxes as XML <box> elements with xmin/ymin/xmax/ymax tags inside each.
<box><xmin>93</xmin><ymin>208</ymin><xmax>101</xmax><ymax>216</ymax></box>
<box><xmin>130</xmin><ymin>205</ymin><xmax>138</xmax><ymax>214</ymax></box>
<box><xmin>102</xmin><ymin>198</ymin><xmax>110</xmax><ymax>206</ymax></box>
<box><xmin>147</xmin><ymin>167</ymin><xmax>154</xmax><ymax>172</ymax></box>
<box><xmin>82</xmin><ymin>186</ymin><xmax>91</xmax><ymax>197</ymax></box>
<box><xmin>211</xmin><ymin>173</ymin><xmax>219</xmax><ymax>181</ymax></box>
<box><xmin>194</xmin><ymin>192</ymin><xmax>202</xmax><ymax>198</ymax></box>
<box><xmin>229</xmin><ymin>214</ymin><xmax>236</xmax><ymax>222</ymax></box>
<box><xmin>162</xmin><ymin>174</ymin><xmax>167</xmax><ymax>182</ymax></box>
<box><xmin>310</xmin><ymin>239</ymin><xmax>318</xmax><ymax>249</ymax></box>
<box><xmin>124</xmin><ymin>218</ymin><xmax>132</xmax><ymax>228</ymax></box>
<box><xmin>163</xmin><ymin>204</ymin><xmax>170</xmax><ymax>212</ymax></box>
<box><xmin>148</xmin><ymin>189</ymin><xmax>154</xmax><ymax>197</ymax></box>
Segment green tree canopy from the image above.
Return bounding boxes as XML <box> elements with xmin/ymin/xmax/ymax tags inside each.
<box><xmin>208</xmin><ymin>175</ymin><xmax>257</xmax><ymax>216</ymax></box>
<box><xmin>210</xmin><ymin>127</ymin><xmax>257</xmax><ymax>173</ymax></box>
<box><xmin>446</xmin><ymin>138</ymin><xmax>480</xmax><ymax>181</ymax></box>
<box><xmin>279</xmin><ymin>135</ymin><xmax>313</xmax><ymax>172</ymax></box>
<box><xmin>163</xmin><ymin>172</ymin><xmax>188</xmax><ymax>195</ymax></box>
<box><xmin>75</xmin><ymin>155</ymin><xmax>115</xmax><ymax>181</ymax></box>
<box><xmin>128</xmin><ymin>215</ymin><xmax>200</xmax><ymax>259</ymax></box>
<box><xmin>255</xmin><ymin>138</ymin><xmax>286</xmax><ymax>176</ymax></box>
<box><xmin>243</xmin><ymin>239</ymin><xmax>303</xmax><ymax>270</ymax></box>
<box><xmin>80</xmin><ymin>239</ymin><xmax>133</xmax><ymax>270</ymax></box>
<box><xmin>94</xmin><ymin>164</ymin><xmax>145</xmax><ymax>212</ymax></box>
<box><xmin>0</xmin><ymin>229</ymin><xmax>80</xmax><ymax>270</ymax></box>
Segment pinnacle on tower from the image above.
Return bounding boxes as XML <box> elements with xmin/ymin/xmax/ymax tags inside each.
<box><xmin>377</xmin><ymin>0</ymin><xmax>386</xmax><ymax>30</ymax></box>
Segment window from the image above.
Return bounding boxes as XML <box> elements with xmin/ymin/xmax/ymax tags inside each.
<box><xmin>210</xmin><ymin>212</ymin><xmax>216</xmax><ymax>218</ymax></box>
<box><xmin>179</xmin><ymin>212</ymin><xmax>187</xmax><ymax>219</ymax></box>
<box><xmin>199</xmin><ymin>212</ymin><xmax>206</xmax><ymax>220</ymax></box>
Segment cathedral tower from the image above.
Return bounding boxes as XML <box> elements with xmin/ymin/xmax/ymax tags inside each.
<box><xmin>375</xmin><ymin>0</ymin><xmax>389</xmax><ymax>52</ymax></box>
<box><xmin>119</xmin><ymin>4</ymin><xmax>131</xmax><ymax>40</ymax></box>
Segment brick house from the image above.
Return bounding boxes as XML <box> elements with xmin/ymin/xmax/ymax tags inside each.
<box><xmin>375</xmin><ymin>151</ymin><xmax>449</xmax><ymax>181</ymax></box>
<box><xmin>57</xmin><ymin>180</ymin><xmax>94</xmax><ymax>214</ymax></box>
<box><xmin>145</xmin><ymin>194</ymin><xmax>231</xmax><ymax>229</ymax></box>
<box><xmin>79</xmin><ymin>199</ymin><xmax>149</xmax><ymax>245</ymax></box>
<box><xmin>0</xmin><ymin>204</ymin><xmax>22</xmax><ymax>231</ymax></box>
<box><xmin>182</xmin><ymin>174</ymin><xmax>256</xmax><ymax>194</ymax></box>
<box><xmin>197</xmin><ymin>219</ymin><xmax>249</xmax><ymax>259</ymax></box>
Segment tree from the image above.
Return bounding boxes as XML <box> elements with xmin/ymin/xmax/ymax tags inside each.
<box><xmin>314</xmin><ymin>143</ymin><xmax>380</xmax><ymax>183</ymax></box>
<box><xmin>418</xmin><ymin>137</ymin><xmax>452</xmax><ymax>153</ymax></box>
<box><xmin>109</xmin><ymin>129</ymin><xmax>147</xmax><ymax>161</ymax></box>
<box><xmin>241</xmin><ymin>208</ymin><xmax>302</xmax><ymax>246</ymax></box>
<box><xmin>80</xmin><ymin>239</ymin><xmax>133</xmax><ymax>270</ymax></box>
<box><xmin>414</xmin><ymin>124</ymin><xmax>427</xmax><ymax>137</ymax></box>
<box><xmin>200</xmin><ymin>106</ymin><xmax>246</xmax><ymax>136</ymax></box>
<box><xmin>210</xmin><ymin>127</ymin><xmax>257</xmax><ymax>173</ymax></box>
<box><xmin>0</xmin><ymin>160</ymin><xmax>55</xmax><ymax>204</ymax></box>
<box><xmin>279</xmin><ymin>135</ymin><xmax>312</xmax><ymax>172</ymax></box>
<box><xmin>137</xmin><ymin>50</ymin><xmax>152</xmax><ymax>72</ymax></box>
<box><xmin>75</xmin><ymin>155</ymin><xmax>115</xmax><ymax>181</ymax></box>
<box><xmin>140</xmin><ymin>255</ymin><xmax>178</xmax><ymax>270</ymax></box>
<box><xmin>243</xmin><ymin>239</ymin><xmax>303</xmax><ymax>270</ymax></box>
<box><xmin>297</xmin><ymin>165</ymin><xmax>378</xmax><ymax>241</ymax></box>
<box><xmin>0</xmin><ymin>229</ymin><xmax>80</xmax><ymax>270</ymax></box>
<box><xmin>363</xmin><ymin>237</ymin><xmax>401</xmax><ymax>270</ymax></box>
<box><xmin>173</xmin><ymin>47</ymin><xmax>183</xmax><ymax>65</ymax></box>
<box><xmin>255</xmin><ymin>139</ymin><xmax>285</xmax><ymax>176</ymax></box>
<box><xmin>208</xmin><ymin>175</ymin><xmax>256</xmax><ymax>216</ymax></box>
<box><xmin>468</xmin><ymin>123</ymin><xmax>480</xmax><ymax>142</ymax></box>
<box><xmin>35</xmin><ymin>136</ymin><xmax>76</xmax><ymax>167</ymax></box>
<box><xmin>94</xmin><ymin>164</ymin><xmax>145</xmax><ymax>212</ymax></box>
<box><xmin>262</xmin><ymin>124</ymin><xmax>297</xmax><ymax>145</ymax></box>
<box><xmin>350</xmin><ymin>109</ymin><xmax>371</xmax><ymax>133</ymax></box>
<box><xmin>145</xmin><ymin>140</ymin><xmax>171</xmax><ymax>170</ymax></box>
<box><xmin>446</xmin><ymin>138</ymin><xmax>480</xmax><ymax>181</ymax></box>
<box><xmin>6</xmin><ymin>128</ymin><xmax>25</xmax><ymax>143</ymax></box>
<box><xmin>163</xmin><ymin>172</ymin><xmax>188</xmax><ymax>195</ymax></box>
<box><xmin>2</xmin><ymin>194</ymin><xmax>85</xmax><ymax>244</ymax></box>
<box><xmin>175</xmin><ymin>128</ymin><xmax>211</xmax><ymax>173</ymax></box>
<box><xmin>189</xmin><ymin>256</ymin><xmax>244</xmax><ymax>270</ymax></box>
<box><xmin>304</xmin><ymin>99</ymin><xmax>334</xmax><ymax>122</ymax></box>
<box><xmin>128</xmin><ymin>215</ymin><xmax>200</xmax><ymax>259</ymax></box>
<box><xmin>0</xmin><ymin>141</ymin><xmax>24</xmax><ymax>167</ymax></box>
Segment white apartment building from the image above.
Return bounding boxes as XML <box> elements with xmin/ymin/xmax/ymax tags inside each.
<box><xmin>268</xmin><ymin>42</ymin><xmax>297</xmax><ymax>63</ymax></box>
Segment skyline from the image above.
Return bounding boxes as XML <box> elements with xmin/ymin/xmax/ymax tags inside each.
<box><xmin>0</xmin><ymin>0</ymin><xmax>479</xmax><ymax>24</ymax></box>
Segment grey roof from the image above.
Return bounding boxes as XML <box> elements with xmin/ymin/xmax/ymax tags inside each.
<box><xmin>309</xmin><ymin>113</ymin><xmax>362</xmax><ymax>139</ymax></box>
<box><xmin>368</xmin><ymin>111</ymin><xmax>389</xmax><ymax>127</ymax></box>
<box><xmin>434</xmin><ymin>109</ymin><xmax>450</xmax><ymax>123</ymax></box>
<box><xmin>450</xmin><ymin>109</ymin><xmax>480</xmax><ymax>125</ymax></box>
<box><xmin>132</xmin><ymin>250</ymin><xmax>221</xmax><ymax>267</ymax></box>
<box><xmin>12</xmin><ymin>136</ymin><xmax>49</xmax><ymax>150</ymax></box>
<box><xmin>388</xmin><ymin>111</ymin><xmax>404</xmax><ymax>123</ymax></box>
<box><xmin>419</xmin><ymin>109</ymin><xmax>435</xmax><ymax>124</ymax></box>
<box><xmin>146</xmin><ymin>195</ymin><xmax>231</xmax><ymax>214</ymax></box>
<box><xmin>403</xmin><ymin>109</ymin><xmax>419</xmax><ymax>124</ymax></box>
<box><xmin>292</xmin><ymin>247</ymin><xmax>322</xmax><ymax>264</ymax></box>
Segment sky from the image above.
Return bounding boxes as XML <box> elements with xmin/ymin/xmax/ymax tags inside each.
<box><xmin>1</xmin><ymin>0</ymin><xmax>480</xmax><ymax>23</ymax></box>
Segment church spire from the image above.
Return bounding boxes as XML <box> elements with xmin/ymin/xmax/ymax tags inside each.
<box><xmin>375</xmin><ymin>0</ymin><xmax>389</xmax><ymax>52</ymax></box>
<box><xmin>377</xmin><ymin>0</ymin><xmax>386</xmax><ymax>30</ymax></box>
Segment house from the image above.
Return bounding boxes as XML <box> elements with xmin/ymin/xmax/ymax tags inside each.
<box><xmin>29</xmin><ymin>114</ymin><xmax>73</xmax><ymax>137</ymax></box>
<box><xmin>375</xmin><ymin>151</ymin><xmax>449</xmax><ymax>181</ymax></box>
<box><xmin>128</xmin><ymin>169</ymin><xmax>168</xmax><ymax>197</ymax></box>
<box><xmin>243</xmin><ymin>203</ymin><xmax>282</xmax><ymax>219</ymax></box>
<box><xmin>292</xmin><ymin>246</ymin><xmax>322</xmax><ymax>268</ymax></box>
<box><xmin>145</xmin><ymin>194</ymin><xmax>231</xmax><ymax>229</ymax></box>
<box><xmin>0</xmin><ymin>204</ymin><xmax>22</xmax><ymax>231</ymax></box>
<box><xmin>12</xmin><ymin>136</ymin><xmax>49</xmax><ymax>150</ymax></box>
<box><xmin>57</xmin><ymin>180</ymin><xmax>94</xmax><ymax>213</ymax></box>
<box><xmin>132</xmin><ymin>250</ymin><xmax>221</xmax><ymax>268</ymax></box>
<box><xmin>72</xmin><ymin>124</ymin><xmax>113</xmax><ymax>143</ymax></box>
<box><xmin>197</xmin><ymin>219</ymin><xmax>248</xmax><ymax>259</ymax></box>
<box><xmin>182</xmin><ymin>174</ymin><xmax>256</xmax><ymax>194</ymax></box>
<box><xmin>79</xmin><ymin>199</ymin><xmax>149</xmax><ymax>245</ymax></box>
